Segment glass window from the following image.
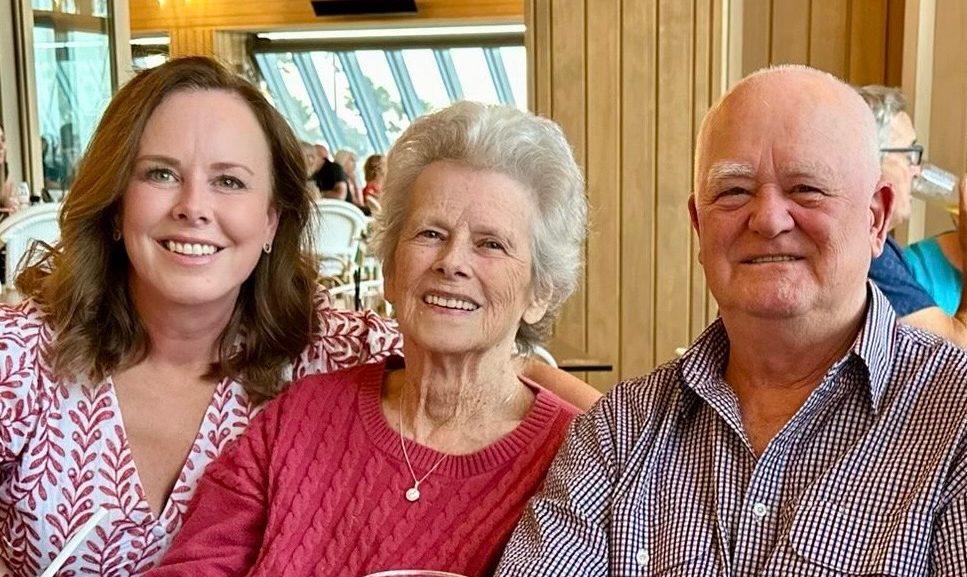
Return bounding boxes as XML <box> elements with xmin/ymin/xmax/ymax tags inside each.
<box><xmin>450</xmin><ymin>48</ymin><xmax>498</xmax><ymax>103</ymax></box>
<box><xmin>254</xmin><ymin>42</ymin><xmax>526</xmax><ymax>159</ymax></box>
<box><xmin>32</xmin><ymin>1</ymin><xmax>114</xmax><ymax>192</ymax></box>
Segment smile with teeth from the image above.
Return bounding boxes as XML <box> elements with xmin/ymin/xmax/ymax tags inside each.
<box><xmin>747</xmin><ymin>255</ymin><xmax>799</xmax><ymax>263</ymax></box>
<box><xmin>164</xmin><ymin>240</ymin><xmax>220</xmax><ymax>256</ymax></box>
<box><xmin>424</xmin><ymin>294</ymin><xmax>479</xmax><ymax>311</ymax></box>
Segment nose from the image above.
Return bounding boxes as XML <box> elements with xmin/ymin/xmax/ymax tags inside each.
<box><xmin>171</xmin><ymin>176</ymin><xmax>212</xmax><ymax>225</ymax></box>
<box><xmin>433</xmin><ymin>237</ymin><xmax>472</xmax><ymax>279</ymax></box>
<box><xmin>747</xmin><ymin>188</ymin><xmax>795</xmax><ymax>238</ymax></box>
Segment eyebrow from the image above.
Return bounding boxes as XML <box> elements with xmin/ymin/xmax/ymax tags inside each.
<box><xmin>134</xmin><ymin>155</ymin><xmax>255</xmax><ymax>176</ymax></box>
<box><xmin>704</xmin><ymin>162</ymin><xmax>754</xmax><ymax>190</ymax></box>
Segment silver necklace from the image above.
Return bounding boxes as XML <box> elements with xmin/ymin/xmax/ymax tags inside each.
<box><xmin>398</xmin><ymin>383</ymin><xmax>448</xmax><ymax>503</ymax></box>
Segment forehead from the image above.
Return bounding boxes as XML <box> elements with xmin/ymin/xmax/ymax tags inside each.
<box><xmin>406</xmin><ymin>162</ymin><xmax>535</xmax><ymax>228</ymax></box>
<box><xmin>888</xmin><ymin>111</ymin><xmax>916</xmax><ymax>146</ymax></box>
<box><xmin>698</xmin><ymin>77</ymin><xmax>870</xmax><ymax>188</ymax></box>
<box><xmin>142</xmin><ymin>90</ymin><xmax>269</xmax><ymax>152</ymax></box>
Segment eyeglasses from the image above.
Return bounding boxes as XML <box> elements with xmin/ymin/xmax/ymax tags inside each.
<box><xmin>880</xmin><ymin>144</ymin><xmax>923</xmax><ymax>166</ymax></box>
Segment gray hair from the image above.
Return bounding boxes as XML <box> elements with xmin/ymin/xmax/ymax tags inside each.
<box><xmin>371</xmin><ymin>101</ymin><xmax>588</xmax><ymax>353</ymax></box>
<box><xmin>855</xmin><ymin>85</ymin><xmax>907</xmax><ymax>148</ymax></box>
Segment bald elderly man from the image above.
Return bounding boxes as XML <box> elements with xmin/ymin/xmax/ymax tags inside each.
<box><xmin>496</xmin><ymin>66</ymin><xmax>967</xmax><ymax>575</ymax></box>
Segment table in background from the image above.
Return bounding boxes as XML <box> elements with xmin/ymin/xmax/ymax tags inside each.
<box><xmin>550</xmin><ymin>342</ymin><xmax>613</xmax><ymax>373</ymax></box>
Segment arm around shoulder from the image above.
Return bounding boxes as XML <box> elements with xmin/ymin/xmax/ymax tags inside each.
<box><xmin>518</xmin><ymin>359</ymin><xmax>602</xmax><ymax>411</ymax></box>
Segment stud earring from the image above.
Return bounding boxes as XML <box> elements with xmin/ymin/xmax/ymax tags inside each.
<box><xmin>112</xmin><ymin>228</ymin><xmax>122</xmax><ymax>242</ymax></box>
<box><xmin>263</xmin><ymin>242</ymin><xmax>272</xmax><ymax>254</ymax></box>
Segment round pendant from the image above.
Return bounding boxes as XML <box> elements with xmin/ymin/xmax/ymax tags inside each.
<box><xmin>405</xmin><ymin>487</ymin><xmax>421</xmax><ymax>502</ymax></box>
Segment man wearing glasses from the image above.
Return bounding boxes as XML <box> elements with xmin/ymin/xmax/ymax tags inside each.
<box><xmin>858</xmin><ymin>85</ymin><xmax>967</xmax><ymax>348</ymax></box>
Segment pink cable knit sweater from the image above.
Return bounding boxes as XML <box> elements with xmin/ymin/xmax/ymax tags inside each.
<box><xmin>146</xmin><ymin>358</ymin><xmax>578</xmax><ymax>577</ymax></box>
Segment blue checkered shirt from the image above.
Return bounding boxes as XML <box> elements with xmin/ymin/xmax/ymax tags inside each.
<box><xmin>497</xmin><ymin>284</ymin><xmax>967</xmax><ymax>576</ymax></box>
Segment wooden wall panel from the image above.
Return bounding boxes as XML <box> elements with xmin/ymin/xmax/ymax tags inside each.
<box><xmin>620</xmin><ymin>0</ymin><xmax>657</xmax><ymax>377</ymax></box>
<box><xmin>924</xmin><ymin>0</ymin><xmax>967</xmax><ymax>235</ymax></box>
<box><xmin>654</xmin><ymin>0</ymin><xmax>698</xmax><ymax>365</ymax></box>
<box><xmin>742</xmin><ymin>0</ymin><xmax>772</xmax><ymax>73</ymax></box>
<box><xmin>585</xmin><ymin>0</ymin><xmax>621</xmax><ymax>388</ymax></box>
<box><xmin>772</xmin><ymin>0</ymin><xmax>811</xmax><ymax>64</ymax></box>
<box><xmin>130</xmin><ymin>0</ymin><xmax>523</xmax><ymax>33</ymax></box>
<box><xmin>849</xmin><ymin>0</ymin><xmax>888</xmax><ymax>84</ymax></box>
<box><xmin>740</xmin><ymin>0</ymin><xmax>900</xmax><ymax>85</ymax></box>
<box><xmin>809</xmin><ymin>0</ymin><xmax>850</xmax><ymax>77</ymax></box>
<box><xmin>545</xmin><ymin>0</ymin><xmax>588</xmax><ymax>377</ymax></box>
<box><xmin>531</xmin><ymin>0</ymin><xmax>722</xmax><ymax>387</ymax></box>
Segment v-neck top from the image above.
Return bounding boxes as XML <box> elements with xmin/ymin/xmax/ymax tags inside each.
<box><xmin>0</xmin><ymin>290</ymin><xmax>402</xmax><ymax>577</ymax></box>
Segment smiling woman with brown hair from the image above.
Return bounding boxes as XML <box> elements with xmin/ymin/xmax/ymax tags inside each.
<box><xmin>0</xmin><ymin>56</ymin><xmax>401</xmax><ymax>577</ymax></box>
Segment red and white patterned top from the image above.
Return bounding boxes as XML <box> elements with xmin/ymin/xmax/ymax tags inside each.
<box><xmin>0</xmin><ymin>291</ymin><xmax>402</xmax><ymax>577</ymax></box>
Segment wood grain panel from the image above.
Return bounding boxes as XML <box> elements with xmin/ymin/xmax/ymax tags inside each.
<box><xmin>924</xmin><ymin>0</ymin><xmax>967</xmax><ymax>235</ymax></box>
<box><xmin>885</xmin><ymin>0</ymin><xmax>905</xmax><ymax>86</ymax></box>
<box><xmin>170</xmin><ymin>26</ymin><xmax>214</xmax><ymax>58</ymax></box>
<box><xmin>848</xmin><ymin>0</ymin><xmax>888</xmax><ymax>84</ymax></box>
<box><xmin>654</xmin><ymin>0</ymin><xmax>696</xmax><ymax>364</ymax></box>
<box><xmin>620</xmin><ymin>0</ymin><xmax>657</xmax><ymax>378</ymax></box>
<box><xmin>545</xmin><ymin>0</ymin><xmax>588</xmax><ymax>368</ymax></box>
<box><xmin>130</xmin><ymin>0</ymin><xmax>524</xmax><ymax>33</ymax></box>
<box><xmin>531</xmin><ymin>0</ymin><xmax>721</xmax><ymax>387</ymax></box>
<box><xmin>742</xmin><ymin>0</ymin><xmax>772</xmax><ymax>73</ymax></box>
<box><xmin>690</xmin><ymin>0</ymin><xmax>716</xmax><ymax>339</ymax></box>
<box><xmin>809</xmin><ymin>0</ymin><xmax>850</xmax><ymax>77</ymax></box>
<box><xmin>738</xmin><ymin>0</ymin><xmax>894</xmax><ymax>86</ymax></box>
<box><xmin>585</xmin><ymin>0</ymin><xmax>621</xmax><ymax>387</ymax></box>
<box><xmin>771</xmin><ymin>0</ymin><xmax>810</xmax><ymax>64</ymax></box>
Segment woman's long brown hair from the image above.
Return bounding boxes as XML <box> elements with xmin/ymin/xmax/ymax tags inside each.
<box><xmin>17</xmin><ymin>56</ymin><xmax>319</xmax><ymax>402</ymax></box>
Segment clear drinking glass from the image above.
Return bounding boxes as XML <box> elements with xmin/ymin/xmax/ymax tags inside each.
<box><xmin>912</xmin><ymin>164</ymin><xmax>959</xmax><ymax>215</ymax></box>
<box><xmin>364</xmin><ymin>571</ymin><xmax>467</xmax><ymax>577</ymax></box>
<box><xmin>17</xmin><ymin>182</ymin><xmax>30</xmax><ymax>208</ymax></box>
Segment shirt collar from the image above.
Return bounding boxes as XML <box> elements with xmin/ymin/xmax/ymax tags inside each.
<box><xmin>679</xmin><ymin>281</ymin><xmax>897</xmax><ymax>412</ymax></box>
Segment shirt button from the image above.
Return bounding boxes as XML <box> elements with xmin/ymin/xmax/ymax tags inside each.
<box><xmin>151</xmin><ymin>525</ymin><xmax>167</xmax><ymax>539</ymax></box>
<box><xmin>635</xmin><ymin>549</ymin><xmax>649</xmax><ymax>566</ymax></box>
<box><xmin>752</xmin><ymin>502</ymin><xmax>769</xmax><ymax>518</ymax></box>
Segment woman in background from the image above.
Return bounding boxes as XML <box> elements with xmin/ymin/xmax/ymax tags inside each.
<box><xmin>0</xmin><ymin>124</ymin><xmax>22</xmax><ymax>213</ymax></box>
<box><xmin>361</xmin><ymin>153</ymin><xmax>385</xmax><ymax>214</ymax></box>
<box><xmin>334</xmin><ymin>148</ymin><xmax>364</xmax><ymax>208</ymax></box>
<box><xmin>904</xmin><ymin>176</ymin><xmax>967</xmax><ymax>313</ymax></box>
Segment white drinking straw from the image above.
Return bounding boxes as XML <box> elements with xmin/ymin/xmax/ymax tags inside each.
<box><xmin>38</xmin><ymin>507</ymin><xmax>108</xmax><ymax>577</ymax></box>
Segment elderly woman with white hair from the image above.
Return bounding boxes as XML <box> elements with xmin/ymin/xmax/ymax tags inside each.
<box><xmin>145</xmin><ymin>101</ymin><xmax>589</xmax><ymax>577</ymax></box>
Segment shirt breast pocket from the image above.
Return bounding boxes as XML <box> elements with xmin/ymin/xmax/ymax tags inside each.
<box><xmin>785</xmin><ymin>500</ymin><xmax>932</xmax><ymax>576</ymax></box>
<box><xmin>610</xmin><ymin>498</ymin><xmax>715</xmax><ymax>577</ymax></box>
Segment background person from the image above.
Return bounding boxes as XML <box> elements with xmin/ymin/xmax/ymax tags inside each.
<box><xmin>858</xmin><ymin>85</ymin><xmax>967</xmax><ymax>346</ymax></box>
<box><xmin>310</xmin><ymin>142</ymin><xmax>349</xmax><ymax>201</ymax></box>
<box><xmin>498</xmin><ymin>65</ymin><xmax>967</xmax><ymax>575</ymax></box>
<box><xmin>0</xmin><ymin>124</ymin><xmax>22</xmax><ymax>213</ymax></box>
<box><xmin>334</xmin><ymin>148</ymin><xmax>364</xmax><ymax>208</ymax></box>
<box><xmin>362</xmin><ymin>153</ymin><xmax>386</xmax><ymax>214</ymax></box>
<box><xmin>905</xmin><ymin>197</ymin><xmax>964</xmax><ymax>313</ymax></box>
<box><xmin>0</xmin><ymin>56</ymin><xmax>402</xmax><ymax>577</ymax></box>
<box><xmin>146</xmin><ymin>101</ymin><xmax>588</xmax><ymax>577</ymax></box>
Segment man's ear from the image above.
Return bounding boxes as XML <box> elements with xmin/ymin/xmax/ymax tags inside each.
<box><xmin>870</xmin><ymin>180</ymin><xmax>895</xmax><ymax>258</ymax></box>
<box><xmin>688</xmin><ymin>193</ymin><xmax>703</xmax><ymax>264</ymax></box>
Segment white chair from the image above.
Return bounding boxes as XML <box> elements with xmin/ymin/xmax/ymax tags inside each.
<box><xmin>0</xmin><ymin>203</ymin><xmax>61</xmax><ymax>285</ymax></box>
<box><xmin>328</xmin><ymin>279</ymin><xmax>389</xmax><ymax>315</ymax></box>
<box><xmin>311</xmin><ymin>200</ymin><xmax>367</xmax><ymax>284</ymax></box>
